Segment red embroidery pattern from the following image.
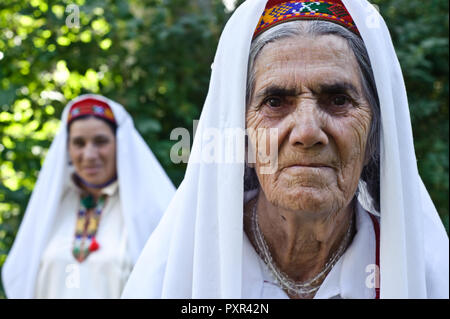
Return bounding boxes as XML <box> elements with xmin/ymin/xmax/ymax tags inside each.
<box><xmin>254</xmin><ymin>0</ymin><xmax>359</xmax><ymax>38</ymax></box>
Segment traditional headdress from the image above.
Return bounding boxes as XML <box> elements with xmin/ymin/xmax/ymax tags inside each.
<box><xmin>67</xmin><ymin>97</ymin><xmax>116</xmax><ymax>124</ymax></box>
<box><xmin>254</xmin><ymin>0</ymin><xmax>359</xmax><ymax>37</ymax></box>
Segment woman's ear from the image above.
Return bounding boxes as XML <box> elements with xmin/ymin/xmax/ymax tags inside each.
<box><xmin>363</xmin><ymin>155</ymin><xmax>370</xmax><ymax>167</ymax></box>
<box><xmin>363</xmin><ymin>143</ymin><xmax>372</xmax><ymax>167</ymax></box>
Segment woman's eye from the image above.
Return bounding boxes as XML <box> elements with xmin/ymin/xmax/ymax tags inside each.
<box><xmin>332</xmin><ymin>95</ymin><xmax>350</xmax><ymax>106</ymax></box>
<box><xmin>264</xmin><ymin>97</ymin><xmax>282</xmax><ymax>108</ymax></box>
<box><xmin>72</xmin><ymin>140</ymin><xmax>84</xmax><ymax>147</ymax></box>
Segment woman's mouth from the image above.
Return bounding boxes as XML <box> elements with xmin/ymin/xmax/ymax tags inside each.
<box><xmin>83</xmin><ymin>166</ymin><xmax>101</xmax><ymax>175</ymax></box>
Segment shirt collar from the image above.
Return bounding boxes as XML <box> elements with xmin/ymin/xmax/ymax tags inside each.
<box><xmin>315</xmin><ymin>202</ymin><xmax>377</xmax><ymax>299</ymax></box>
<box><xmin>101</xmin><ymin>180</ymin><xmax>119</xmax><ymax>196</ymax></box>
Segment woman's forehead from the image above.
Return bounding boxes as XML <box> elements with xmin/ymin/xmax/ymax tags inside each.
<box><xmin>253</xmin><ymin>35</ymin><xmax>361</xmax><ymax>93</ymax></box>
<box><xmin>69</xmin><ymin>117</ymin><xmax>114</xmax><ymax>137</ymax></box>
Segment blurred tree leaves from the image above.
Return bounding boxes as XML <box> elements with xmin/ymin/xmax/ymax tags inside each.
<box><xmin>0</xmin><ymin>0</ymin><xmax>448</xmax><ymax>298</ymax></box>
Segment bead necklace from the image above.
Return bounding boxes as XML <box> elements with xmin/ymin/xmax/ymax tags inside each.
<box><xmin>72</xmin><ymin>194</ymin><xmax>106</xmax><ymax>262</ymax></box>
<box><xmin>251</xmin><ymin>201</ymin><xmax>353</xmax><ymax>298</ymax></box>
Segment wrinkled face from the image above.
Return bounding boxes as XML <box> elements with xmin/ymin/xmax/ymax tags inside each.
<box><xmin>246</xmin><ymin>35</ymin><xmax>372</xmax><ymax>215</ymax></box>
<box><xmin>68</xmin><ymin>117</ymin><xmax>117</xmax><ymax>186</ymax></box>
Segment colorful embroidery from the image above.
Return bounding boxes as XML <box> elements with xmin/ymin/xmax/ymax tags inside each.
<box><xmin>254</xmin><ymin>0</ymin><xmax>359</xmax><ymax>38</ymax></box>
<box><xmin>67</xmin><ymin>98</ymin><xmax>116</xmax><ymax>124</ymax></box>
<box><xmin>72</xmin><ymin>194</ymin><xmax>105</xmax><ymax>262</ymax></box>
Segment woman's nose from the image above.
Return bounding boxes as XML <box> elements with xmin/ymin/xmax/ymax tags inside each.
<box><xmin>82</xmin><ymin>143</ymin><xmax>98</xmax><ymax>160</ymax></box>
<box><xmin>288</xmin><ymin>102</ymin><xmax>328</xmax><ymax>148</ymax></box>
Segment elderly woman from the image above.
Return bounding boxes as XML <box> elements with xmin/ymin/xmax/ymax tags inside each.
<box><xmin>2</xmin><ymin>94</ymin><xmax>175</xmax><ymax>298</ymax></box>
<box><xmin>122</xmin><ymin>0</ymin><xmax>448</xmax><ymax>298</ymax></box>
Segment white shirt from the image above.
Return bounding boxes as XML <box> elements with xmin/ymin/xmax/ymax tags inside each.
<box><xmin>241</xmin><ymin>196</ymin><xmax>378</xmax><ymax>299</ymax></box>
<box><xmin>34</xmin><ymin>179</ymin><xmax>133</xmax><ymax>298</ymax></box>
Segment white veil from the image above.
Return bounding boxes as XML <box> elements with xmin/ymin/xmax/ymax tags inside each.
<box><xmin>121</xmin><ymin>0</ymin><xmax>449</xmax><ymax>298</ymax></box>
<box><xmin>2</xmin><ymin>94</ymin><xmax>176</xmax><ymax>298</ymax></box>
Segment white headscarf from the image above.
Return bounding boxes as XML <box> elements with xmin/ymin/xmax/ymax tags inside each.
<box><xmin>121</xmin><ymin>0</ymin><xmax>449</xmax><ymax>298</ymax></box>
<box><xmin>2</xmin><ymin>94</ymin><xmax>176</xmax><ymax>298</ymax></box>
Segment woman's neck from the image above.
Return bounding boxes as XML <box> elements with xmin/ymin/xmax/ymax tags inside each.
<box><xmin>73</xmin><ymin>173</ymin><xmax>117</xmax><ymax>200</ymax></box>
<box><xmin>245</xmin><ymin>190</ymin><xmax>354</xmax><ymax>293</ymax></box>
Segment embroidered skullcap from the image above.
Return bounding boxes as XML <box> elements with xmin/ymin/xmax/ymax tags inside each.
<box><xmin>67</xmin><ymin>97</ymin><xmax>116</xmax><ymax>124</ymax></box>
<box><xmin>254</xmin><ymin>0</ymin><xmax>359</xmax><ymax>38</ymax></box>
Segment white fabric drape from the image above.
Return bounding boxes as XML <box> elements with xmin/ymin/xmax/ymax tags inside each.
<box><xmin>121</xmin><ymin>0</ymin><xmax>449</xmax><ymax>298</ymax></box>
<box><xmin>342</xmin><ymin>0</ymin><xmax>449</xmax><ymax>298</ymax></box>
<box><xmin>2</xmin><ymin>94</ymin><xmax>175</xmax><ymax>298</ymax></box>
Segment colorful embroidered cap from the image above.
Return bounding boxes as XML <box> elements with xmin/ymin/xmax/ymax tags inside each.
<box><xmin>67</xmin><ymin>97</ymin><xmax>116</xmax><ymax>124</ymax></box>
<box><xmin>254</xmin><ymin>0</ymin><xmax>359</xmax><ymax>38</ymax></box>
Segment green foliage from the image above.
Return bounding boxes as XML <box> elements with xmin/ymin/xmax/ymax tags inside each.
<box><xmin>0</xmin><ymin>0</ymin><xmax>448</xmax><ymax>299</ymax></box>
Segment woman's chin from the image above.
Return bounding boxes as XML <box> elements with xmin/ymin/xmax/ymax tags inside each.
<box><xmin>79</xmin><ymin>174</ymin><xmax>107</xmax><ymax>186</ymax></box>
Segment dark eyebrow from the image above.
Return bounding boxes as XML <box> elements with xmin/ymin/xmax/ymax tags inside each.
<box><xmin>71</xmin><ymin>136</ymin><xmax>85</xmax><ymax>141</ymax></box>
<box><xmin>316</xmin><ymin>82</ymin><xmax>359</xmax><ymax>96</ymax></box>
<box><xmin>93</xmin><ymin>134</ymin><xmax>110</xmax><ymax>139</ymax></box>
<box><xmin>255</xmin><ymin>82</ymin><xmax>360</xmax><ymax>100</ymax></box>
<box><xmin>255</xmin><ymin>86</ymin><xmax>298</xmax><ymax>100</ymax></box>
<box><xmin>70</xmin><ymin>134</ymin><xmax>110</xmax><ymax>142</ymax></box>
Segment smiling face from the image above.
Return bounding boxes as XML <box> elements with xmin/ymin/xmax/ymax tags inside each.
<box><xmin>68</xmin><ymin>117</ymin><xmax>117</xmax><ymax>186</ymax></box>
<box><xmin>246</xmin><ymin>34</ymin><xmax>372</xmax><ymax>216</ymax></box>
